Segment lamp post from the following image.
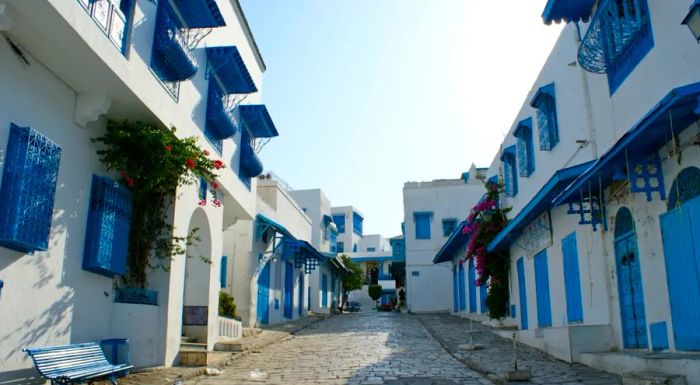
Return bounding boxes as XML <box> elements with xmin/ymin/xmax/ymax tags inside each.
<box><xmin>682</xmin><ymin>0</ymin><xmax>700</xmax><ymax>43</ymax></box>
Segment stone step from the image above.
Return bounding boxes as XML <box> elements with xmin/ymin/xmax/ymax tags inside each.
<box><xmin>180</xmin><ymin>342</ymin><xmax>207</xmax><ymax>351</ymax></box>
<box><xmin>179</xmin><ymin>350</ymin><xmax>231</xmax><ymax>367</ymax></box>
<box><xmin>214</xmin><ymin>340</ymin><xmax>245</xmax><ymax>352</ymax></box>
<box><xmin>242</xmin><ymin>327</ymin><xmax>262</xmax><ymax>337</ymax></box>
<box><xmin>181</xmin><ymin>336</ymin><xmax>197</xmax><ymax>343</ymax></box>
<box><xmin>622</xmin><ymin>371</ymin><xmax>687</xmax><ymax>385</ymax></box>
<box><xmin>579</xmin><ymin>352</ymin><xmax>697</xmax><ymax>384</ymax></box>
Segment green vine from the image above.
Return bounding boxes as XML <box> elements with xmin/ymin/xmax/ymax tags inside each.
<box><xmin>93</xmin><ymin>121</ymin><xmax>224</xmax><ymax>288</ymax></box>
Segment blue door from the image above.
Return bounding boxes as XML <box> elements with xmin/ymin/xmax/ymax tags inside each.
<box><xmin>298</xmin><ymin>272</ymin><xmax>304</xmax><ymax>316</ymax></box>
<box><xmin>516</xmin><ymin>258</ymin><xmax>528</xmax><ymax>330</ymax></box>
<box><xmin>283</xmin><ymin>262</ymin><xmax>293</xmax><ymax>319</ymax></box>
<box><xmin>661</xmin><ymin>196</ymin><xmax>700</xmax><ymax>350</ymax></box>
<box><xmin>452</xmin><ymin>264</ymin><xmax>459</xmax><ymax>312</ymax></box>
<box><xmin>321</xmin><ymin>274</ymin><xmax>328</xmax><ymax>307</ymax></box>
<box><xmin>614</xmin><ymin>207</ymin><xmax>647</xmax><ymax>349</ymax></box>
<box><xmin>256</xmin><ymin>262</ymin><xmax>270</xmax><ymax>324</ymax></box>
<box><xmin>468</xmin><ymin>259</ymin><xmax>476</xmax><ymax>312</ymax></box>
<box><xmin>479</xmin><ymin>284</ymin><xmax>487</xmax><ymax>314</ymax></box>
<box><xmin>562</xmin><ymin>232</ymin><xmax>583</xmax><ymax>323</ymax></box>
<box><xmin>534</xmin><ymin>250</ymin><xmax>552</xmax><ymax>327</ymax></box>
<box><xmin>458</xmin><ymin>262</ymin><xmax>467</xmax><ymax>311</ymax></box>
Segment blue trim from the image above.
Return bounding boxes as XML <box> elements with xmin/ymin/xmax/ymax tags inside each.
<box><xmin>517</xmin><ymin>258</ymin><xmax>528</xmax><ymax>330</ymax></box>
<box><xmin>414</xmin><ymin>212</ymin><xmax>433</xmax><ymax>240</ymax></box>
<box><xmin>239</xmin><ymin>130</ymin><xmax>263</xmax><ymax>179</ymax></box>
<box><xmin>237</xmin><ymin>105</ymin><xmax>279</xmax><ymax>138</ymax></box>
<box><xmin>542</xmin><ymin>0</ymin><xmax>595</xmax><ymax>24</ymax></box>
<box><xmin>172</xmin><ymin>0</ymin><xmax>226</xmax><ymax>28</ymax></box>
<box><xmin>531</xmin><ymin>83</ymin><xmax>559</xmax><ymax>151</ymax></box>
<box><xmin>332</xmin><ymin>214</ymin><xmax>345</xmax><ymax>233</ymax></box>
<box><xmin>442</xmin><ymin>218</ymin><xmax>458</xmax><ymax>237</ymax></box>
<box><xmin>488</xmin><ymin>161</ymin><xmax>594</xmax><ymax>252</ymax></box>
<box><xmin>650</xmin><ymin>322</ymin><xmax>669</xmax><ymax>351</ymax></box>
<box><xmin>501</xmin><ymin>145</ymin><xmax>518</xmax><ymax>197</ymax></box>
<box><xmin>220</xmin><ymin>256</ymin><xmax>228</xmax><ymax>288</ymax></box>
<box><xmin>205</xmin><ymin>46</ymin><xmax>257</xmax><ymax>94</ymax></box>
<box><xmin>255</xmin><ymin>214</ymin><xmax>296</xmax><ymax>241</ymax></box>
<box><xmin>514</xmin><ymin>118</ymin><xmax>535</xmax><ymax>177</ymax></box>
<box><xmin>534</xmin><ymin>250</ymin><xmax>552</xmax><ymax>327</ymax></box>
<box><xmin>554</xmin><ymin>82</ymin><xmax>700</xmax><ymax>206</ymax></box>
<box><xmin>562</xmin><ymin>232</ymin><xmax>583</xmax><ymax>323</ymax></box>
<box><xmin>433</xmin><ymin>221</ymin><xmax>469</xmax><ymax>263</ymax></box>
<box><xmin>150</xmin><ymin>2</ymin><xmax>198</xmax><ymax>82</ymax></box>
<box><xmin>205</xmin><ymin>80</ymin><xmax>237</xmax><ymax>142</ymax></box>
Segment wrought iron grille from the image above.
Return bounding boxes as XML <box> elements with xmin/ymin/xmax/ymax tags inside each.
<box><xmin>534</xmin><ymin>95</ymin><xmax>559</xmax><ymax>151</ymax></box>
<box><xmin>0</xmin><ymin>124</ymin><xmax>62</xmax><ymax>253</ymax></box>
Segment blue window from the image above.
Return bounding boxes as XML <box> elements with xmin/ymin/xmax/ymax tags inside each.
<box><xmin>321</xmin><ymin>274</ymin><xmax>328</xmax><ymax>307</ymax></box>
<box><xmin>514</xmin><ymin>118</ymin><xmax>535</xmax><ymax>177</ymax></box>
<box><xmin>578</xmin><ymin>0</ymin><xmax>653</xmax><ymax>94</ymax></box>
<box><xmin>352</xmin><ymin>243</ymin><xmax>357</xmax><ymax>252</ymax></box>
<box><xmin>333</xmin><ymin>214</ymin><xmax>345</xmax><ymax>233</ymax></box>
<box><xmin>78</xmin><ymin>0</ymin><xmax>134</xmax><ymax>55</ymax></box>
<box><xmin>336</xmin><ymin>242</ymin><xmax>344</xmax><ymax>253</ymax></box>
<box><xmin>530</xmin><ymin>83</ymin><xmax>559</xmax><ymax>151</ymax></box>
<box><xmin>198</xmin><ymin>178</ymin><xmax>207</xmax><ymax>203</ymax></box>
<box><xmin>82</xmin><ymin>175</ymin><xmax>132</xmax><ymax>277</ymax></box>
<box><xmin>561</xmin><ymin>232</ymin><xmax>583</xmax><ymax>323</ymax></box>
<box><xmin>220</xmin><ymin>255</ymin><xmax>228</xmax><ymax>288</ymax></box>
<box><xmin>413</xmin><ymin>212</ymin><xmax>432</xmax><ymax>240</ymax></box>
<box><xmin>516</xmin><ymin>257</ymin><xmax>528</xmax><ymax>330</ymax></box>
<box><xmin>0</xmin><ymin>124</ymin><xmax>62</xmax><ymax>254</ymax></box>
<box><xmin>501</xmin><ymin>145</ymin><xmax>518</xmax><ymax>197</ymax></box>
<box><xmin>352</xmin><ymin>212</ymin><xmax>363</xmax><ymax>236</ymax></box>
<box><xmin>442</xmin><ymin>219</ymin><xmax>457</xmax><ymax>237</ymax></box>
<box><xmin>534</xmin><ymin>250</ymin><xmax>552</xmax><ymax>327</ymax></box>
<box><xmin>367</xmin><ymin>247</ymin><xmax>376</xmax><ymax>252</ymax></box>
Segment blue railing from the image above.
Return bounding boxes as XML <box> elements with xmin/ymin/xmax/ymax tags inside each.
<box><xmin>78</xmin><ymin>0</ymin><xmax>129</xmax><ymax>54</ymax></box>
<box><xmin>151</xmin><ymin>2</ymin><xmax>198</xmax><ymax>82</ymax></box>
<box><xmin>82</xmin><ymin>175</ymin><xmax>132</xmax><ymax>277</ymax></box>
<box><xmin>0</xmin><ymin>124</ymin><xmax>62</xmax><ymax>254</ymax></box>
<box><xmin>205</xmin><ymin>81</ymin><xmax>238</xmax><ymax>150</ymax></box>
<box><xmin>239</xmin><ymin>131</ymin><xmax>263</xmax><ymax>180</ymax></box>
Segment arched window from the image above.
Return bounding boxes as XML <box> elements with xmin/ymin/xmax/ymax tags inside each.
<box><xmin>667</xmin><ymin>167</ymin><xmax>700</xmax><ymax>210</ymax></box>
<box><xmin>614</xmin><ymin>207</ymin><xmax>635</xmax><ymax>239</ymax></box>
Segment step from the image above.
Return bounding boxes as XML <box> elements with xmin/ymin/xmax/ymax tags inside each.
<box><xmin>242</xmin><ymin>327</ymin><xmax>262</xmax><ymax>337</ymax></box>
<box><xmin>179</xmin><ymin>350</ymin><xmax>231</xmax><ymax>367</ymax></box>
<box><xmin>622</xmin><ymin>371</ymin><xmax>687</xmax><ymax>385</ymax></box>
<box><xmin>181</xmin><ymin>336</ymin><xmax>197</xmax><ymax>343</ymax></box>
<box><xmin>180</xmin><ymin>342</ymin><xmax>207</xmax><ymax>351</ymax></box>
<box><xmin>579</xmin><ymin>352</ymin><xmax>698</xmax><ymax>384</ymax></box>
<box><xmin>214</xmin><ymin>340</ymin><xmax>244</xmax><ymax>352</ymax></box>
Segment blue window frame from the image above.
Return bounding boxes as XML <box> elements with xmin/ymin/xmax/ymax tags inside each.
<box><xmin>442</xmin><ymin>219</ymin><xmax>457</xmax><ymax>237</ymax></box>
<box><xmin>578</xmin><ymin>0</ymin><xmax>654</xmax><ymax>94</ymax></box>
<box><xmin>77</xmin><ymin>0</ymin><xmax>134</xmax><ymax>55</ymax></box>
<box><xmin>0</xmin><ymin>124</ymin><xmax>62</xmax><ymax>254</ymax></box>
<box><xmin>220</xmin><ymin>255</ymin><xmax>228</xmax><ymax>288</ymax></box>
<box><xmin>367</xmin><ymin>247</ymin><xmax>376</xmax><ymax>252</ymax></box>
<box><xmin>516</xmin><ymin>257</ymin><xmax>528</xmax><ymax>330</ymax></box>
<box><xmin>333</xmin><ymin>214</ymin><xmax>345</xmax><ymax>233</ymax></box>
<box><xmin>530</xmin><ymin>83</ymin><xmax>559</xmax><ymax>151</ymax></box>
<box><xmin>501</xmin><ymin>145</ymin><xmax>518</xmax><ymax>197</ymax></box>
<box><xmin>534</xmin><ymin>250</ymin><xmax>552</xmax><ymax>327</ymax></box>
<box><xmin>514</xmin><ymin>118</ymin><xmax>535</xmax><ymax>177</ymax></box>
<box><xmin>198</xmin><ymin>178</ymin><xmax>207</xmax><ymax>203</ymax></box>
<box><xmin>82</xmin><ymin>175</ymin><xmax>132</xmax><ymax>277</ymax></box>
<box><xmin>414</xmin><ymin>212</ymin><xmax>432</xmax><ymax>240</ymax></box>
<box><xmin>336</xmin><ymin>242</ymin><xmax>344</xmax><ymax>253</ymax></box>
<box><xmin>352</xmin><ymin>212</ymin><xmax>363</xmax><ymax>236</ymax></box>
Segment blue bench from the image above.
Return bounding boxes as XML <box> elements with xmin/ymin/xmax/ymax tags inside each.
<box><xmin>23</xmin><ymin>342</ymin><xmax>132</xmax><ymax>385</ymax></box>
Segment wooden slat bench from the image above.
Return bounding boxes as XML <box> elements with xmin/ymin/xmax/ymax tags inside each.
<box><xmin>23</xmin><ymin>342</ymin><xmax>132</xmax><ymax>385</ymax></box>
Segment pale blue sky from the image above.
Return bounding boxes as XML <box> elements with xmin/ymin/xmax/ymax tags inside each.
<box><xmin>240</xmin><ymin>1</ymin><xmax>563</xmax><ymax>237</ymax></box>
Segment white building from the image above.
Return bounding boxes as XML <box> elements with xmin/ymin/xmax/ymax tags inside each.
<box><xmin>0</xmin><ymin>0</ymin><xmax>277</xmax><ymax>376</ymax></box>
<box><xmin>437</xmin><ymin>1</ymin><xmax>700</xmax><ymax>382</ymax></box>
<box><xmin>403</xmin><ymin>165</ymin><xmax>487</xmax><ymax>313</ymax></box>
<box><xmin>331</xmin><ymin>205</ymin><xmax>364</xmax><ymax>254</ymax></box>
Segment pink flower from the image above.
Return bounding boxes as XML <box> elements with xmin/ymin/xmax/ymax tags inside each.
<box><xmin>213</xmin><ymin>160</ymin><xmax>225</xmax><ymax>169</ymax></box>
<box><xmin>198</xmin><ymin>199</ymin><xmax>206</xmax><ymax>206</ymax></box>
<box><xmin>212</xmin><ymin>181</ymin><xmax>219</xmax><ymax>190</ymax></box>
<box><xmin>212</xmin><ymin>199</ymin><xmax>222</xmax><ymax>208</ymax></box>
<box><xmin>186</xmin><ymin>158</ymin><xmax>196</xmax><ymax>169</ymax></box>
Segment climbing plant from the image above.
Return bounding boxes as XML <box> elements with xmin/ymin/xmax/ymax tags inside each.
<box><xmin>93</xmin><ymin>121</ymin><xmax>226</xmax><ymax>287</ymax></box>
<box><xmin>463</xmin><ymin>181</ymin><xmax>511</xmax><ymax>319</ymax></box>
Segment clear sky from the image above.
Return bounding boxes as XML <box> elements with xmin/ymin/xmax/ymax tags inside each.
<box><xmin>239</xmin><ymin>1</ymin><xmax>563</xmax><ymax>238</ymax></box>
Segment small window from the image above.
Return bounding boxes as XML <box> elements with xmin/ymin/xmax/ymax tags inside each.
<box><xmin>337</xmin><ymin>242</ymin><xmax>344</xmax><ymax>253</ymax></box>
<box><xmin>501</xmin><ymin>145</ymin><xmax>518</xmax><ymax>197</ymax></box>
<box><xmin>367</xmin><ymin>247</ymin><xmax>376</xmax><ymax>252</ymax></box>
<box><xmin>442</xmin><ymin>219</ymin><xmax>457</xmax><ymax>237</ymax></box>
<box><xmin>414</xmin><ymin>212</ymin><xmax>433</xmax><ymax>240</ymax></box>
<box><xmin>352</xmin><ymin>244</ymin><xmax>358</xmax><ymax>252</ymax></box>
<box><xmin>531</xmin><ymin>83</ymin><xmax>559</xmax><ymax>151</ymax></box>
<box><xmin>333</xmin><ymin>214</ymin><xmax>345</xmax><ymax>233</ymax></box>
<box><xmin>514</xmin><ymin>118</ymin><xmax>535</xmax><ymax>177</ymax></box>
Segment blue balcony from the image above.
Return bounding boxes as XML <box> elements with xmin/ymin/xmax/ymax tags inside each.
<box><xmin>206</xmin><ymin>82</ymin><xmax>238</xmax><ymax>141</ymax></box>
<box><xmin>0</xmin><ymin>124</ymin><xmax>62</xmax><ymax>254</ymax></box>
<box><xmin>542</xmin><ymin>0</ymin><xmax>596</xmax><ymax>24</ymax></box>
<box><xmin>151</xmin><ymin>3</ymin><xmax>198</xmax><ymax>82</ymax></box>
<box><xmin>240</xmin><ymin>137</ymin><xmax>263</xmax><ymax>179</ymax></box>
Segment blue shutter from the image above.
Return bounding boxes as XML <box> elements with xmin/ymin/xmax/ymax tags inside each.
<box><xmin>0</xmin><ymin>125</ymin><xmax>62</xmax><ymax>253</ymax></box>
<box><xmin>467</xmin><ymin>259</ymin><xmax>476</xmax><ymax>312</ymax></box>
<box><xmin>514</xmin><ymin>119</ymin><xmax>535</xmax><ymax>177</ymax></box>
<box><xmin>333</xmin><ymin>215</ymin><xmax>345</xmax><ymax>233</ymax></box>
<box><xmin>283</xmin><ymin>261</ymin><xmax>293</xmax><ymax>319</ymax></box>
<box><xmin>321</xmin><ymin>274</ymin><xmax>328</xmax><ymax>307</ymax></box>
<box><xmin>480</xmin><ymin>283</ymin><xmax>488</xmax><ymax>314</ymax></box>
<box><xmin>220</xmin><ymin>256</ymin><xmax>228</xmax><ymax>288</ymax></box>
<box><xmin>517</xmin><ymin>258</ymin><xmax>528</xmax><ymax>330</ymax></box>
<box><xmin>452</xmin><ymin>265</ymin><xmax>459</xmax><ymax>312</ymax></box>
<box><xmin>534</xmin><ymin>250</ymin><xmax>552</xmax><ymax>327</ymax></box>
<box><xmin>414</xmin><ymin>212</ymin><xmax>432</xmax><ymax>239</ymax></box>
<box><xmin>257</xmin><ymin>263</ymin><xmax>270</xmax><ymax>324</ymax></box>
<box><xmin>459</xmin><ymin>262</ymin><xmax>467</xmax><ymax>311</ymax></box>
<box><xmin>562</xmin><ymin>232</ymin><xmax>583</xmax><ymax>323</ymax></box>
<box><xmin>82</xmin><ymin>175</ymin><xmax>133</xmax><ymax>277</ymax></box>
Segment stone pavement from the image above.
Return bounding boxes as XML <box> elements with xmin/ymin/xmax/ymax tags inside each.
<box><xmin>187</xmin><ymin>312</ymin><xmax>491</xmax><ymax>385</ymax></box>
<box><xmin>416</xmin><ymin>314</ymin><xmax>622</xmax><ymax>385</ymax></box>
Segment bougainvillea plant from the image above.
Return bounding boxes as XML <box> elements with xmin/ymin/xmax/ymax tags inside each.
<box><xmin>462</xmin><ymin>181</ymin><xmax>511</xmax><ymax>319</ymax></box>
<box><xmin>93</xmin><ymin>121</ymin><xmax>226</xmax><ymax>287</ymax></box>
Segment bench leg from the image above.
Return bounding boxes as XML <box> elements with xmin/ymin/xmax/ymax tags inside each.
<box><xmin>108</xmin><ymin>373</ymin><xmax>118</xmax><ymax>385</ymax></box>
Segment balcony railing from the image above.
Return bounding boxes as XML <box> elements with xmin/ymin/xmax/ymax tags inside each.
<box><xmin>151</xmin><ymin>4</ymin><xmax>198</xmax><ymax>82</ymax></box>
<box><xmin>218</xmin><ymin>316</ymin><xmax>242</xmax><ymax>340</ymax></box>
<box><xmin>78</xmin><ymin>0</ymin><xmax>128</xmax><ymax>54</ymax></box>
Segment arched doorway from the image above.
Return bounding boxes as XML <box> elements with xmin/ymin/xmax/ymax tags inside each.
<box><xmin>182</xmin><ymin>208</ymin><xmax>212</xmax><ymax>343</ymax></box>
<box><xmin>660</xmin><ymin>166</ymin><xmax>700</xmax><ymax>350</ymax></box>
<box><xmin>614</xmin><ymin>207</ymin><xmax>647</xmax><ymax>349</ymax></box>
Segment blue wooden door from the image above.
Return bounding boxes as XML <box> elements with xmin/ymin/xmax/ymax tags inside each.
<box><xmin>298</xmin><ymin>272</ymin><xmax>305</xmax><ymax>316</ymax></box>
<box><xmin>452</xmin><ymin>265</ymin><xmax>459</xmax><ymax>312</ymax></box>
<box><xmin>459</xmin><ymin>262</ymin><xmax>467</xmax><ymax>311</ymax></box>
<box><xmin>517</xmin><ymin>258</ymin><xmax>528</xmax><ymax>330</ymax></box>
<box><xmin>614</xmin><ymin>208</ymin><xmax>648</xmax><ymax>349</ymax></box>
<box><xmin>468</xmin><ymin>259</ymin><xmax>476</xmax><ymax>312</ymax></box>
<box><xmin>283</xmin><ymin>262</ymin><xmax>293</xmax><ymax>319</ymax></box>
<box><xmin>479</xmin><ymin>284</ymin><xmax>487</xmax><ymax>314</ymax></box>
<box><xmin>256</xmin><ymin>262</ymin><xmax>270</xmax><ymax>324</ymax></box>
<box><xmin>660</xmin><ymin>197</ymin><xmax>700</xmax><ymax>350</ymax></box>
<box><xmin>534</xmin><ymin>250</ymin><xmax>552</xmax><ymax>327</ymax></box>
<box><xmin>562</xmin><ymin>232</ymin><xmax>583</xmax><ymax>323</ymax></box>
<box><xmin>321</xmin><ymin>274</ymin><xmax>328</xmax><ymax>307</ymax></box>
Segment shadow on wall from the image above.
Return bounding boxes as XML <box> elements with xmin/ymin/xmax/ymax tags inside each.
<box><xmin>0</xmin><ymin>368</ymin><xmax>45</xmax><ymax>385</ymax></box>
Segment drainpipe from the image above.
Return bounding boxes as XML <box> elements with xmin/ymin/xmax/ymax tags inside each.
<box><xmin>575</xmin><ymin>21</ymin><xmax>599</xmax><ymax>159</ymax></box>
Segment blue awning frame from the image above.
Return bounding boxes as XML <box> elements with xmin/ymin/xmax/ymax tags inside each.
<box><xmin>255</xmin><ymin>214</ymin><xmax>295</xmax><ymax>242</ymax></box>
<box><xmin>236</xmin><ymin>105</ymin><xmax>279</xmax><ymax>138</ymax></box>
<box><xmin>487</xmin><ymin>161</ymin><xmax>595</xmax><ymax>252</ymax></box>
<box><xmin>553</xmin><ymin>82</ymin><xmax>700</xmax><ymax>207</ymax></box>
<box><xmin>173</xmin><ymin>0</ymin><xmax>226</xmax><ymax>28</ymax></box>
<box><xmin>530</xmin><ymin>83</ymin><xmax>556</xmax><ymax>108</ymax></box>
<box><xmin>542</xmin><ymin>0</ymin><xmax>596</xmax><ymax>25</ymax></box>
<box><xmin>205</xmin><ymin>46</ymin><xmax>258</xmax><ymax>95</ymax></box>
<box><xmin>433</xmin><ymin>221</ymin><xmax>470</xmax><ymax>264</ymax></box>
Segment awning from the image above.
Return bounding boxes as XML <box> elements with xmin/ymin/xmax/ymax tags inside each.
<box><xmin>530</xmin><ymin>83</ymin><xmax>555</xmax><ymax>108</ymax></box>
<box><xmin>237</xmin><ymin>105</ymin><xmax>279</xmax><ymax>138</ymax></box>
<box><xmin>255</xmin><ymin>214</ymin><xmax>295</xmax><ymax>241</ymax></box>
<box><xmin>488</xmin><ymin>161</ymin><xmax>595</xmax><ymax>252</ymax></box>
<box><xmin>553</xmin><ymin>82</ymin><xmax>700</xmax><ymax>206</ymax></box>
<box><xmin>433</xmin><ymin>221</ymin><xmax>470</xmax><ymax>264</ymax></box>
<box><xmin>542</xmin><ymin>0</ymin><xmax>596</xmax><ymax>25</ymax></box>
<box><xmin>173</xmin><ymin>0</ymin><xmax>226</xmax><ymax>28</ymax></box>
<box><xmin>205</xmin><ymin>46</ymin><xmax>257</xmax><ymax>95</ymax></box>
<box><xmin>501</xmin><ymin>145</ymin><xmax>516</xmax><ymax>161</ymax></box>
